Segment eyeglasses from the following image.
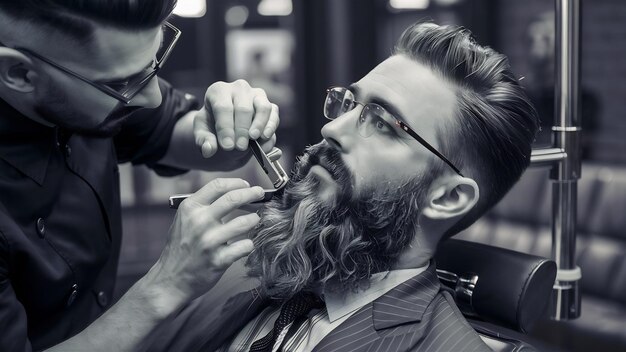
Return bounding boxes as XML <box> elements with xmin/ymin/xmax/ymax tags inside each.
<box><xmin>323</xmin><ymin>86</ymin><xmax>463</xmax><ymax>176</ymax></box>
<box><xmin>2</xmin><ymin>21</ymin><xmax>180</xmax><ymax>104</ymax></box>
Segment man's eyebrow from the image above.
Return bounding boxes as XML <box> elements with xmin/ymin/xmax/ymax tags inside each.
<box><xmin>349</xmin><ymin>83</ymin><xmax>410</xmax><ymax>126</ymax></box>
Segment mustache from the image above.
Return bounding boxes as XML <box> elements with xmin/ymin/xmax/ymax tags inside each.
<box><xmin>293</xmin><ymin>142</ymin><xmax>353</xmax><ymax>194</ymax></box>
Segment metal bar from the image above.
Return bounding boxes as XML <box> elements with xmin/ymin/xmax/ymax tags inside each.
<box><xmin>530</xmin><ymin>148</ymin><xmax>567</xmax><ymax>167</ymax></box>
<box><xmin>549</xmin><ymin>0</ymin><xmax>582</xmax><ymax>321</ymax></box>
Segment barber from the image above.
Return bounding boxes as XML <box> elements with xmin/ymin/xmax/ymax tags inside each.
<box><xmin>0</xmin><ymin>1</ymin><xmax>278</xmax><ymax>350</ymax></box>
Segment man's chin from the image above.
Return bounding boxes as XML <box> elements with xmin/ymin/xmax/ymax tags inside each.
<box><xmin>78</xmin><ymin>107</ymin><xmax>143</xmax><ymax>137</ymax></box>
<box><xmin>79</xmin><ymin>119</ymin><xmax>127</xmax><ymax>138</ymax></box>
<box><xmin>37</xmin><ymin>105</ymin><xmax>142</xmax><ymax>138</ymax></box>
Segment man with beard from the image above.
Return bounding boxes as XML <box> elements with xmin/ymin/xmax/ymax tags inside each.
<box><xmin>150</xmin><ymin>22</ymin><xmax>539</xmax><ymax>352</ymax></box>
<box><xmin>0</xmin><ymin>1</ymin><xmax>282</xmax><ymax>351</ymax></box>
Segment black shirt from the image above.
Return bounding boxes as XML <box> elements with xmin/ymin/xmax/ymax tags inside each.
<box><xmin>0</xmin><ymin>78</ymin><xmax>199</xmax><ymax>351</ymax></box>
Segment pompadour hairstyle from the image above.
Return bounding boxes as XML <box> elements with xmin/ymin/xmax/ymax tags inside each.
<box><xmin>393</xmin><ymin>22</ymin><xmax>539</xmax><ymax>237</ymax></box>
<box><xmin>0</xmin><ymin>0</ymin><xmax>177</xmax><ymax>41</ymax></box>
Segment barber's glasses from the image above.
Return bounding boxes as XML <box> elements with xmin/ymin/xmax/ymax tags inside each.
<box><xmin>6</xmin><ymin>22</ymin><xmax>180</xmax><ymax>104</ymax></box>
<box><xmin>323</xmin><ymin>86</ymin><xmax>463</xmax><ymax>176</ymax></box>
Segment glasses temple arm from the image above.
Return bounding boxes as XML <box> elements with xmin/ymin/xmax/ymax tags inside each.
<box><xmin>396</xmin><ymin>121</ymin><xmax>464</xmax><ymax>177</ymax></box>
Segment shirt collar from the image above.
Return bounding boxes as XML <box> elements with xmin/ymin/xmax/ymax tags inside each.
<box><xmin>323</xmin><ymin>262</ymin><xmax>430</xmax><ymax>323</ymax></box>
<box><xmin>0</xmin><ymin>98</ymin><xmax>57</xmax><ymax>185</ymax></box>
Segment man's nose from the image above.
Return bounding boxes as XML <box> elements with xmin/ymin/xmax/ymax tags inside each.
<box><xmin>320</xmin><ymin>109</ymin><xmax>360</xmax><ymax>152</ymax></box>
<box><xmin>127</xmin><ymin>77</ymin><xmax>162</xmax><ymax>109</ymax></box>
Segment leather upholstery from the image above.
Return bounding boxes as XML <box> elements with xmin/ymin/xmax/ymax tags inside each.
<box><xmin>471</xmin><ymin>321</ymin><xmax>555</xmax><ymax>352</ymax></box>
<box><xmin>455</xmin><ymin>163</ymin><xmax>626</xmax><ymax>350</ymax></box>
<box><xmin>436</xmin><ymin>240</ymin><xmax>557</xmax><ymax>333</ymax></box>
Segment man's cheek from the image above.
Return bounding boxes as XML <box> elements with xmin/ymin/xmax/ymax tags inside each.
<box><xmin>66</xmin><ymin>85</ymin><xmax>117</xmax><ymax>123</ymax></box>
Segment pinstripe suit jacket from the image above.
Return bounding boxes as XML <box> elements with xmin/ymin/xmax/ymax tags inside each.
<box><xmin>152</xmin><ymin>263</ymin><xmax>491</xmax><ymax>352</ymax></box>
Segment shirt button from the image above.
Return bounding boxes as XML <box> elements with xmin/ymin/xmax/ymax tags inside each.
<box><xmin>97</xmin><ymin>291</ymin><xmax>109</xmax><ymax>307</ymax></box>
<box><xmin>65</xmin><ymin>145</ymin><xmax>72</xmax><ymax>157</ymax></box>
<box><xmin>36</xmin><ymin>218</ymin><xmax>45</xmax><ymax>238</ymax></box>
<box><xmin>67</xmin><ymin>284</ymin><xmax>79</xmax><ymax>307</ymax></box>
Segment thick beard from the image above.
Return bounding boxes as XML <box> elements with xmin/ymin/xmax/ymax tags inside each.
<box><xmin>245</xmin><ymin>142</ymin><xmax>432</xmax><ymax>302</ymax></box>
<box><xmin>34</xmin><ymin>83</ymin><xmax>142</xmax><ymax>138</ymax></box>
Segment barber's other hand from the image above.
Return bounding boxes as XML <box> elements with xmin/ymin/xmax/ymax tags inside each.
<box><xmin>193</xmin><ymin>80</ymin><xmax>279</xmax><ymax>157</ymax></box>
<box><xmin>147</xmin><ymin>178</ymin><xmax>264</xmax><ymax>302</ymax></box>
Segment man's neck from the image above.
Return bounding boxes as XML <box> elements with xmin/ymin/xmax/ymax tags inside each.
<box><xmin>392</xmin><ymin>255</ymin><xmax>431</xmax><ymax>270</ymax></box>
<box><xmin>391</xmin><ymin>223</ymin><xmax>446</xmax><ymax>270</ymax></box>
<box><xmin>391</xmin><ymin>232</ymin><xmax>437</xmax><ymax>270</ymax></box>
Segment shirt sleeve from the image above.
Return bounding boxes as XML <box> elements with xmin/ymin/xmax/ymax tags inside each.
<box><xmin>114</xmin><ymin>78</ymin><xmax>201</xmax><ymax>177</ymax></box>
<box><xmin>0</xmin><ymin>230</ymin><xmax>32</xmax><ymax>352</ymax></box>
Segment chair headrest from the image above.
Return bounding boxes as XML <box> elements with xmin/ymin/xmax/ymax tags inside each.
<box><xmin>435</xmin><ymin>239</ymin><xmax>557</xmax><ymax>333</ymax></box>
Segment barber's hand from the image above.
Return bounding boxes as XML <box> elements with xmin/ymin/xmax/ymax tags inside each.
<box><xmin>193</xmin><ymin>80</ymin><xmax>279</xmax><ymax>157</ymax></box>
<box><xmin>148</xmin><ymin>178</ymin><xmax>264</xmax><ymax>301</ymax></box>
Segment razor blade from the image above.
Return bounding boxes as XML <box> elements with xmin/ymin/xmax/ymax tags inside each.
<box><xmin>169</xmin><ymin>139</ymin><xmax>289</xmax><ymax>209</ymax></box>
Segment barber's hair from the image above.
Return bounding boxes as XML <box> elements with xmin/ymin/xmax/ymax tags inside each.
<box><xmin>0</xmin><ymin>0</ymin><xmax>177</xmax><ymax>41</ymax></box>
<box><xmin>393</xmin><ymin>22</ymin><xmax>539</xmax><ymax>237</ymax></box>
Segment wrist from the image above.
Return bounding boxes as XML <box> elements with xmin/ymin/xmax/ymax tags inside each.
<box><xmin>132</xmin><ymin>266</ymin><xmax>192</xmax><ymax>320</ymax></box>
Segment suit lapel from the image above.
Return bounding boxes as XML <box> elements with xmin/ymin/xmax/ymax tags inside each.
<box><xmin>313</xmin><ymin>263</ymin><xmax>441</xmax><ymax>352</ymax></box>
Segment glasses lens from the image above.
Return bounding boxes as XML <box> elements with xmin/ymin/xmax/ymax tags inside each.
<box><xmin>357</xmin><ymin>104</ymin><xmax>374</xmax><ymax>137</ymax></box>
<box><xmin>324</xmin><ymin>88</ymin><xmax>354</xmax><ymax>119</ymax></box>
<box><xmin>120</xmin><ymin>71</ymin><xmax>159</xmax><ymax>99</ymax></box>
<box><xmin>357</xmin><ymin>104</ymin><xmax>396</xmax><ymax>138</ymax></box>
<box><xmin>116</xmin><ymin>70</ymin><xmax>155</xmax><ymax>99</ymax></box>
<box><xmin>115</xmin><ymin>23</ymin><xmax>179</xmax><ymax>101</ymax></box>
<box><xmin>157</xmin><ymin>23</ymin><xmax>178</xmax><ymax>65</ymax></box>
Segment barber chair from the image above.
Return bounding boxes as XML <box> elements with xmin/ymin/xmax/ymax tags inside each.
<box><xmin>436</xmin><ymin>239</ymin><xmax>557</xmax><ymax>352</ymax></box>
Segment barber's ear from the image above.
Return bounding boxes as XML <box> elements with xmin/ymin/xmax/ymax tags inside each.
<box><xmin>0</xmin><ymin>48</ymin><xmax>37</xmax><ymax>93</ymax></box>
<box><xmin>422</xmin><ymin>176</ymin><xmax>480</xmax><ymax>220</ymax></box>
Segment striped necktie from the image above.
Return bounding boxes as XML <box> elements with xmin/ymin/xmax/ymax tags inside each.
<box><xmin>249</xmin><ymin>291</ymin><xmax>323</xmax><ymax>352</ymax></box>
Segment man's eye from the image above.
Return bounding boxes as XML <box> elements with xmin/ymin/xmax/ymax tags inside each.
<box><xmin>374</xmin><ymin>117</ymin><xmax>391</xmax><ymax>132</ymax></box>
<box><xmin>343</xmin><ymin>99</ymin><xmax>354</xmax><ymax>112</ymax></box>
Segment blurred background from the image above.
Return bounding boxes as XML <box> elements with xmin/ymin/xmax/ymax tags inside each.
<box><xmin>115</xmin><ymin>0</ymin><xmax>626</xmax><ymax>351</ymax></box>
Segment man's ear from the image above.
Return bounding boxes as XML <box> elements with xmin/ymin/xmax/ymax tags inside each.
<box><xmin>0</xmin><ymin>48</ymin><xmax>37</xmax><ymax>93</ymax></box>
<box><xmin>422</xmin><ymin>176</ymin><xmax>480</xmax><ymax>220</ymax></box>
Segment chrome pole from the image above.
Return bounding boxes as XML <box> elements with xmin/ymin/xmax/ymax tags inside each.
<box><xmin>550</xmin><ymin>0</ymin><xmax>582</xmax><ymax>320</ymax></box>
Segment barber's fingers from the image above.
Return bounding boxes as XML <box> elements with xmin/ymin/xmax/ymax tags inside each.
<box><xmin>249</xmin><ymin>92</ymin><xmax>272</xmax><ymax>140</ymax></box>
<box><xmin>207</xmin><ymin>239</ymin><xmax>255</xmax><ymax>270</ymax></box>
<box><xmin>257</xmin><ymin>133</ymin><xmax>277</xmax><ymax>154</ymax></box>
<box><xmin>232</xmin><ymin>83</ymin><xmax>255</xmax><ymax>151</ymax></box>
<box><xmin>208</xmin><ymin>186</ymin><xmax>265</xmax><ymax>220</ymax></box>
<box><xmin>205</xmin><ymin>82</ymin><xmax>236</xmax><ymax>151</ymax></box>
<box><xmin>253</xmin><ymin>103</ymin><xmax>278</xmax><ymax>154</ymax></box>
<box><xmin>201</xmin><ymin>213</ymin><xmax>259</xmax><ymax>251</ymax></box>
<box><xmin>204</xmin><ymin>80</ymin><xmax>279</xmax><ymax>153</ymax></box>
<box><xmin>193</xmin><ymin>108</ymin><xmax>219</xmax><ymax>158</ymax></box>
<box><xmin>182</xmin><ymin>178</ymin><xmax>250</xmax><ymax>210</ymax></box>
<box><xmin>263</xmin><ymin>104</ymin><xmax>280</xmax><ymax>139</ymax></box>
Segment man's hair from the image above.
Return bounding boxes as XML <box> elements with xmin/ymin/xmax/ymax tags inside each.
<box><xmin>0</xmin><ymin>0</ymin><xmax>177</xmax><ymax>41</ymax></box>
<box><xmin>393</xmin><ymin>22</ymin><xmax>539</xmax><ymax>237</ymax></box>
